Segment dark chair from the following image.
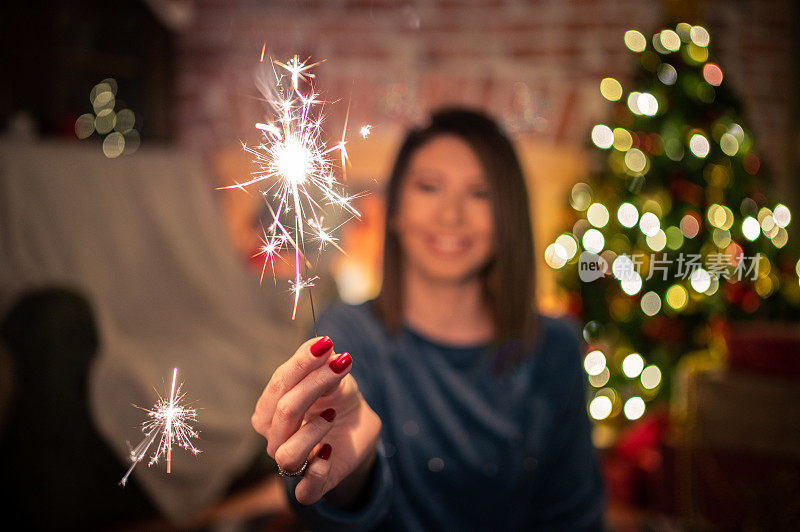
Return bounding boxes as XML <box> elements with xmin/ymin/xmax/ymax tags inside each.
<box><xmin>0</xmin><ymin>287</ymin><xmax>157</xmax><ymax>530</ymax></box>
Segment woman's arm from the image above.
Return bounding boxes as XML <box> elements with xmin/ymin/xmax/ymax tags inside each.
<box><xmin>531</xmin><ymin>320</ymin><xmax>605</xmax><ymax>530</ymax></box>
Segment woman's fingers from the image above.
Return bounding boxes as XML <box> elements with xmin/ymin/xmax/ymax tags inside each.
<box><xmin>267</xmin><ymin>352</ymin><xmax>352</xmax><ymax>456</ymax></box>
<box><xmin>251</xmin><ymin>336</ymin><xmax>334</xmax><ymax>436</ymax></box>
<box><xmin>294</xmin><ymin>443</ymin><xmax>334</xmax><ymax>506</ymax></box>
<box><xmin>274</xmin><ymin>408</ymin><xmax>336</xmax><ymax>474</ymax></box>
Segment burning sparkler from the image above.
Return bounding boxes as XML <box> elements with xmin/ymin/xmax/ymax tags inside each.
<box><xmin>219</xmin><ymin>52</ymin><xmax>362</xmax><ymax>320</ymax></box>
<box><xmin>120</xmin><ymin>368</ymin><xmax>200</xmax><ymax>487</ymax></box>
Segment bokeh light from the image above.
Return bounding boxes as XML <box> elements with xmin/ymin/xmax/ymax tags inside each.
<box><xmin>102</xmin><ymin>132</ymin><xmax>125</xmax><ymax>158</ymax></box>
<box><xmin>624</xmin><ymin>148</ymin><xmax>648</xmax><ymax>175</ymax></box>
<box><xmin>624</xmin><ymin>30</ymin><xmax>647</xmax><ymax>52</ymax></box>
<box><xmin>659</xmin><ymin>29</ymin><xmax>681</xmax><ymax>52</ymax></box>
<box><xmin>627</xmin><ymin>92</ymin><xmax>642</xmax><ymax>115</ymax></box>
<box><xmin>665</xmin><ymin>226</ymin><xmax>684</xmax><ymax>249</ymax></box>
<box><xmin>690</xmin><ymin>25</ymin><xmax>710</xmax><ymax>47</ymax></box>
<box><xmin>719</xmin><ymin>133</ymin><xmax>739</xmax><ymax>156</ymax></box>
<box><xmin>613</xmin><ymin>128</ymin><xmax>634</xmax><ymax>151</ymax></box>
<box><xmin>587</xmin><ymin>203</ymin><xmax>610</xmax><ymax>228</ymax></box>
<box><xmin>690</xmin><ymin>268</ymin><xmax>712</xmax><ymax>293</ymax></box>
<box><xmin>591</xmin><ymin>124</ymin><xmax>614</xmax><ymax>149</ymax></box>
<box><xmin>637</xmin><ymin>93</ymin><xmax>658</xmax><ymax>116</ymax></box>
<box><xmin>584</xmin><ymin>350</ymin><xmax>607</xmax><ymax>376</ymax></box>
<box><xmin>544</xmin><ymin>243</ymin><xmax>569</xmax><ymax>269</ymax></box>
<box><xmin>687</xmin><ymin>44</ymin><xmax>709</xmax><ymax>63</ymax></box>
<box><xmin>75</xmin><ymin>113</ymin><xmax>95</xmax><ymax>139</ymax></box>
<box><xmin>680</xmin><ymin>213</ymin><xmax>701</xmax><ymax>238</ymax></box>
<box><xmin>646</xmin><ymin>229</ymin><xmax>667</xmax><ymax>251</ymax></box>
<box><xmin>115</xmin><ymin>109</ymin><xmax>136</xmax><ymax>133</ymax></box>
<box><xmin>589</xmin><ymin>395</ymin><xmax>613</xmax><ymax>420</ymax></box>
<box><xmin>666</xmin><ymin>284</ymin><xmax>688</xmax><ymax>311</ymax></box>
<box><xmin>712</xmin><ymin>228</ymin><xmax>732</xmax><ymax>248</ymax></box>
<box><xmin>689</xmin><ymin>133</ymin><xmax>710</xmax><ymax>157</ymax></box>
<box><xmin>617</xmin><ymin>203</ymin><xmax>639</xmax><ymax>228</ymax></box>
<box><xmin>742</xmin><ymin>216</ymin><xmax>760</xmax><ymax>241</ymax></box>
<box><xmin>612</xmin><ymin>255</ymin><xmax>635</xmax><ymax>281</ymax></box>
<box><xmin>639</xmin><ymin>212</ymin><xmax>660</xmax><ymax>237</ymax></box>
<box><xmin>773</xmin><ymin>204</ymin><xmax>791</xmax><ymax>228</ymax></box>
<box><xmin>622</xmin><ymin>353</ymin><xmax>645</xmax><ymax>378</ymax></box>
<box><xmin>588</xmin><ymin>367</ymin><xmax>610</xmax><ymax>388</ymax></box>
<box><xmin>624</xmin><ymin>397</ymin><xmax>646</xmax><ymax>420</ymax></box>
<box><xmin>555</xmin><ymin>233</ymin><xmax>579</xmax><ymax>259</ymax></box>
<box><xmin>702</xmin><ymin>63</ymin><xmax>723</xmax><ymax>86</ymax></box>
<box><xmin>600</xmin><ymin>78</ymin><xmax>623</xmax><ymax>101</ymax></box>
<box><xmin>641</xmin><ymin>365</ymin><xmax>662</xmax><ymax>389</ymax></box>
<box><xmin>640</xmin><ymin>291</ymin><xmax>662</xmax><ymax>316</ymax></box>
<box><xmin>582</xmin><ymin>229</ymin><xmax>605</xmax><ymax>253</ymax></box>
<box><xmin>95</xmin><ymin>109</ymin><xmax>116</xmax><ymax>135</ymax></box>
<box><xmin>570</xmin><ymin>183</ymin><xmax>593</xmax><ymax>211</ymax></box>
<box><xmin>621</xmin><ymin>273</ymin><xmax>643</xmax><ymax>296</ymax></box>
<box><xmin>657</xmin><ymin>63</ymin><xmax>678</xmax><ymax>85</ymax></box>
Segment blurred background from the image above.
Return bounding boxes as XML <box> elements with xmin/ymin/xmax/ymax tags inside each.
<box><xmin>1</xmin><ymin>0</ymin><xmax>799</xmax><ymax>530</ymax></box>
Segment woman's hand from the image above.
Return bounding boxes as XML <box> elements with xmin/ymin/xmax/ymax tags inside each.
<box><xmin>251</xmin><ymin>336</ymin><xmax>382</xmax><ymax>506</ymax></box>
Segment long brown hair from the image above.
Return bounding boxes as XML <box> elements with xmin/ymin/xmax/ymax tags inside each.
<box><xmin>374</xmin><ymin>108</ymin><xmax>538</xmax><ymax>372</ymax></box>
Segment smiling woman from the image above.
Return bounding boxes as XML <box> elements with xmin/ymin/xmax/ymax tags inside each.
<box><xmin>377</xmin><ymin>109</ymin><xmax>537</xmax><ymax>359</ymax></box>
<box><xmin>390</xmin><ymin>135</ymin><xmax>496</xmax><ymax>344</ymax></box>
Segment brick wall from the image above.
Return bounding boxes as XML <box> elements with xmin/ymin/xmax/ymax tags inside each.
<box><xmin>175</xmin><ymin>0</ymin><xmax>797</xmax><ymax>188</ymax></box>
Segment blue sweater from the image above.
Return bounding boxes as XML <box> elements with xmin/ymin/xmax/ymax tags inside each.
<box><xmin>284</xmin><ymin>302</ymin><xmax>605</xmax><ymax>531</ymax></box>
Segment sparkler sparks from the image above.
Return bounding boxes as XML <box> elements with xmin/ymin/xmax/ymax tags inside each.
<box><xmin>120</xmin><ymin>368</ymin><xmax>200</xmax><ymax>487</ymax></box>
<box><xmin>360</xmin><ymin>124</ymin><xmax>373</xmax><ymax>138</ymax></box>
<box><xmin>219</xmin><ymin>51</ymin><xmax>363</xmax><ymax>319</ymax></box>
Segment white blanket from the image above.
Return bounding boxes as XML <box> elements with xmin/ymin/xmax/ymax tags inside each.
<box><xmin>0</xmin><ymin>140</ymin><xmax>297</xmax><ymax>521</ymax></box>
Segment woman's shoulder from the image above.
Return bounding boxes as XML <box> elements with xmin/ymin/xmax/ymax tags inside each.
<box><xmin>536</xmin><ymin>314</ymin><xmax>582</xmax><ymax>349</ymax></box>
<box><xmin>318</xmin><ymin>299</ymin><xmax>378</xmax><ymax>327</ymax></box>
<box><xmin>316</xmin><ymin>300</ymin><xmax>387</xmax><ymax>346</ymax></box>
<box><xmin>531</xmin><ymin>313</ymin><xmax>583</xmax><ymax>373</ymax></box>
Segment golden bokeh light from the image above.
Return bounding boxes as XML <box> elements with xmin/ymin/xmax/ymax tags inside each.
<box><xmin>600</xmin><ymin>77</ymin><xmax>623</xmax><ymax>101</ymax></box>
<box><xmin>624</xmin><ymin>30</ymin><xmax>647</xmax><ymax>52</ymax></box>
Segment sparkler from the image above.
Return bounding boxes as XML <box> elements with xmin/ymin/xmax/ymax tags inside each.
<box><xmin>219</xmin><ymin>52</ymin><xmax>362</xmax><ymax>321</ymax></box>
<box><xmin>120</xmin><ymin>368</ymin><xmax>200</xmax><ymax>487</ymax></box>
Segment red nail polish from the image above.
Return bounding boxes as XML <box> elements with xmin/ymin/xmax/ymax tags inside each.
<box><xmin>320</xmin><ymin>408</ymin><xmax>336</xmax><ymax>422</ymax></box>
<box><xmin>317</xmin><ymin>443</ymin><xmax>332</xmax><ymax>460</ymax></box>
<box><xmin>310</xmin><ymin>336</ymin><xmax>333</xmax><ymax>357</ymax></box>
<box><xmin>329</xmin><ymin>352</ymin><xmax>352</xmax><ymax>374</ymax></box>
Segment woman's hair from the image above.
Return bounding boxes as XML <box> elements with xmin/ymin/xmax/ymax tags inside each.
<box><xmin>374</xmin><ymin>107</ymin><xmax>538</xmax><ymax>371</ymax></box>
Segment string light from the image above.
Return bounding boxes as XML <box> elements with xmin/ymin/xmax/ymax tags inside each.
<box><xmin>622</xmin><ymin>353</ymin><xmax>645</xmax><ymax>378</ymax></box>
<box><xmin>624</xmin><ymin>397</ymin><xmax>646</xmax><ymax>420</ymax></box>
<box><xmin>584</xmin><ymin>350</ymin><xmax>607</xmax><ymax>376</ymax></box>
<box><xmin>591</xmin><ymin>125</ymin><xmax>614</xmax><ymax>149</ymax></box>
<box><xmin>640</xmin><ymin>291</ymin><xmax>662</xmax><ymax>316</ymax></box>
<box><xmin>641</xmin><ymin>365</ymin><xmax>662</xmax><ymax>389</ymax></box>
<box><xmin>624</xmin><ymin>30</ymin><xmax>647</xmax><ymax>52</ymax></box>
<box><xmin>600</xmin><ymin>78</ymin><xmax>623</xmax><ymax>101</ymax></box>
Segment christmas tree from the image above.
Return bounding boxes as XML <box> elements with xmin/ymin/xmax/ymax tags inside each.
<box><xmin>545</xmin><ymin>23</ymin><xmax>800</xmax><ymax>427</ymax></box>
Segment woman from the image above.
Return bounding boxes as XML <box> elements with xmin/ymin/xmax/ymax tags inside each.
<box><xmin>251</xmin><ymin>108</ymin><xmax>605</xmax><ymax>530</ymax></box>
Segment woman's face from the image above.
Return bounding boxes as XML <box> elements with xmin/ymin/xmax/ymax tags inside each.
<box><xmin>393</xmin><ymin>135</ymin><xmax>495</xmax><ymax>285</ymax></box>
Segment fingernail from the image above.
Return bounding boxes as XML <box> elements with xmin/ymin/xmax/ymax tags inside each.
<box><xmin>310</xmin><ymin>336</ymin><xmax>333</xmax><ymax>357</ymax></box>
<box><xmin>329</xmin><ymin>352</ymin><xmax>352</xmax><ymax>374</ymax></box>
<box><xmin>320</xmin><ymin>408</ymin><xmax>336</xmax><ymax>422</ymax></box>
<box><xmin>317</xmin><ymin>443</ymin><xmax>332</xmax><ymax>460</ymax></box>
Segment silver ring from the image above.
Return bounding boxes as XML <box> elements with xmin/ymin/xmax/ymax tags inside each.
<box><xmin>278</xmin><ymin>458</ymin><xmax>309</xmax><ymax>477</ymax></box>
